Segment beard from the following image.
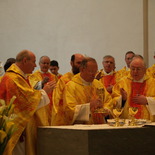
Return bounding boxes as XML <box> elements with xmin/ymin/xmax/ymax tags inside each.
<box><xmin>72</xmin><ymin>65</ymin><xmax>80</xmax><ymax>75</ymax></box>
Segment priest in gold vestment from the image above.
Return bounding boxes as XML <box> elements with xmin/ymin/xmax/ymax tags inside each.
<box><xmin>52</xmin><ymin>53</ymin><xmax>85</xmax><ymax>125</ymax></box>
<box><xmin>147</xmin><ymin>64</ymin><xmax>155</xmax><ymax>78</ymax></box>
<box><xmin>96</xmin><ymin>55</ymin><xmax>120</xmax><ymax>94</ymax></box>
<box><xmin>112</xmin><ymin>56</ymin><xmax>155</xmax><ymax>121</ymax></box>
<box><xmin>63</xmin><ymin>57</ymin><xmax>113</xmax><ymax>125</ymax></box>
<box><xmin>29</xmin><ymin>56</ymin><xmax>57</xmax><ymax>125</ymax></box>
<box><xmin>0</xmin><ymin>50</ymin><xmax>55</xmax><ymax>155</ymax></box>
<box><xmin>117</xmin><ymin>51</ymin><xmax>135</xmax><ymax>79</ymax></box>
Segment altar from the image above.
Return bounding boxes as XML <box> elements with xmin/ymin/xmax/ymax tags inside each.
<box><xmin>37</xmin><ymin>124</ymin><xmax>155</xmax><ymax>155</ymax></box>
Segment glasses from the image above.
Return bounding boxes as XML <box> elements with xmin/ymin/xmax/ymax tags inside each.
<box><xmin>130</xmin><ymin>67</ymin><xmax>144</xmax><ymax>72</ymax></box>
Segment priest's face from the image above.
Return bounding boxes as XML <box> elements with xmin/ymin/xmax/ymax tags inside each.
<box><xmin>102</xmin><ymin>57</ymin><xmax>115</xmax><ymax>73</ymax></box>
<box><xmin>71</xmin><ymin>54</ymin><xmax>84</xmax><ymax>75</ymax></box>
<box><xmin>39</xmin><ymin>56</ymin><xmax>50</xmax><ymax>73</ymax></box>
<box><xmin>50</xmin><ymin>66</ymin><xmax>59</xmax><ymax>75</ymax></box>
<box><xmin>80</xmin><ymin>61</ymin><xmax>98</xmax><ymax>82</ymax></box>
<box><xmin>24</xmin><ymin>52</ymin><xmax>37</xmax><ymax>74</ymax></box>
<box><xmin>130</xmin><ymin>58</ymin><xmax>146</xmax><ymax>81</ymax></box>
<box><xmin>125</xmin><ymin>53</ymin><xmax>135</xmax><ymax>68</ymax></box>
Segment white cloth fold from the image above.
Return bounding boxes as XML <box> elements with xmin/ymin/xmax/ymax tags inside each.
<box><xmin>72</xmin><ymin>103</ymin><xmax>90</xmax><ymax>124</ymax></box>
<box><xmin>147</xmin><ymin>97</ymin><xmax>155</xmax><ymax>115</ymax></box>
<box><xmin>37</xmin><ymin>89</ymin><xmax>50</xmax><ymax>110</ymax></box>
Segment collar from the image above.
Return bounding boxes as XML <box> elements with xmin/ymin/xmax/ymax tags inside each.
<box><xmin>14</xmin><ymin>64</ymin><xmax>28</xmax><ymax>79</ymax></box>
<box><xmin>80</xmin><ymin>76</ymin><xmax>92</xmax><ymax>86</ymax></box>
<box><xmin>133</xmin><ymin>77</ymin><xmax>145</xmax><ymax>83</ymax></box>
<box><xmin>40</xmin><ymin>70</ymin><xmax>49</xmax><ymax>74</ymax></box>
<box><xmin>81</xmin><ymin>79</ymin><xmax>92</xmax><ymax>86</ymax></box>
<box><xmin>127</xmin><ymin>74</ymin><xmax>149</xmax><ymax>83</ymax></box>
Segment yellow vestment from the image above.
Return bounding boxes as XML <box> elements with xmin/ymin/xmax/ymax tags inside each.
<box><xmin>0</xmin><ymin>76</ymin><xmax>2</xmax><ymax>82</ymax></box>
<box><xmin>147</xmin><ymin>64</ymin><xmax>155</xmax><ymax>78</ymax></box>
<box><xmin>57</xmin><ymin>73</ymin><xmax>62</xmax><ymax>79</ymax></box>
<box><xmin>117</xmin><ymin>66</ymin><xmax>130</xmax><ymax>79</ymax></box>
<box><xmin>29</xmin><ymin>70</ymin><xmax>57</xmax><ymax>125</ymax></box>
<box><xmin>29</xmin><ymin>70</ymin><xmax>57</xmax><ymax>88</ymax></box>
<box><xmin>52</xmin><ymin>72</ymin><xmax>74</xmax><ymax>125</ymax></box>
<box><xmin>0</xmin><ymin>64</ymin><xmax>49</xmax><ymax>155</ymax></box>
<box><xmin>97</xmin><ymin>69</ymin><xmax>120</xmax><ymax>94</ymax></box>
<box><xmin>63</xmin><ymin>73</ymin><xmax>113</xmax><ymax>125</ymax></box>
<box><xmin>112</xmin><ymin>74</ymin><xmax>155</xmax><ymax>121</ymax></box>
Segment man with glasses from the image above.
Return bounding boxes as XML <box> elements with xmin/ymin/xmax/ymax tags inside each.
<box><xmin>112</xmin><ymin>55</ymin><xmax>155</xmax><ymax>121</ymax></box>
<box><xmin>63</xmin><ymin>57</ymin><xmax>113</xmax><ymax>125</ymax></box>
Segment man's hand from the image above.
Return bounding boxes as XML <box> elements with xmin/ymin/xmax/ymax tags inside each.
<box><xmin>106</xmin><ymin>85</ymin><xmax>113</xmax><ymax>93</ymax></box>
<box><xmin>90</xmin><ymin>98</ymin><xmax>102</xmax><ymax>112</ymax></box>
<box><xmin>43</xmin><ymin>80</ymin><xmax>56</xmax><ymax>94</ymax></box>
<box><xmin>120</xmin><ymin>88</ymin><xmax>127</xmax><ymax>101</ymax></box>
<box><xmin>42</xmin><ymin>77</ymin><xmax>50</xmax><ymax>88</ymax></box>
<box><xmin>132</xmin><ymin>95</ymin><xmax>148</xmax><ymax>105</ymax></box>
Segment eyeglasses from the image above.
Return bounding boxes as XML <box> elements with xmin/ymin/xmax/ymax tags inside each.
<box><xmin>130</xmin><ymin>67</ymin><xmax>144</xmax><ymax>72</ymax></box>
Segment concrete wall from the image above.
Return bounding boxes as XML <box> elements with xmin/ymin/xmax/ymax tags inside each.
<box><xmin>0</xmin><ymin>0</ymin><xmax>151</xmax><ymax>74</ymax></box>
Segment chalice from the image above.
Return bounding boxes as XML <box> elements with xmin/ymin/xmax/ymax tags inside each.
<box><xmin>92</xmin><ymin>108</ymin><xmax>108</xmax><ymax>124</ymax></box>
<box><xmin>113</xmin><ymin>108</ymin><xmax>123</xmax><ymax>127</ymax></box>
<box><xmin>128</xmin><ymin>107</ymin><xmax>138</xmax><ymax>126</ymax></box>
<box><xmin>91</xmin><ymin>88</ymin><xmax>107</xmax><ymax>124</ymax></box>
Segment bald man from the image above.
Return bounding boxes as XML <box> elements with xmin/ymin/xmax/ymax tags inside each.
<box><xmin>112</xmin><ymin>55</ymin><xmax>155</xmax><ymax>121</ymax></box>
<box><xmin>52</xmin><ymin>53</ymin><xmax>85</xmax><ymax>125</ymax></box>
<box><xmin>0</xmin><ymin>50</ymin><xmax>55</xmax><ymax>155</ymax></box>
